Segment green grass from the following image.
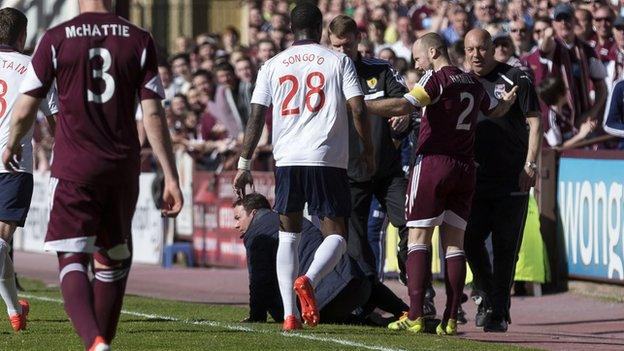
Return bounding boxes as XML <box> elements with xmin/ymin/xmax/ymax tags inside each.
<box><xmin>0</xmin><ymin>279</ymin><xmax>534</xmax><ymax>351</ymax></box>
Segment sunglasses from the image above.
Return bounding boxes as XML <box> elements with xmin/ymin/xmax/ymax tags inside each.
<box><xmin>480</xmin><ymin>5</ymin><xmax>496</xmax><ymax>10</ymax></box>
<box><xmin>511</xmin><ymin>28</ymin><xmax>527</xmax><ymax>33</ymax></box>
<box><xmin>534</xmin><ymin>28</ymin><xmax>544</xmax><ymax>34</ymax></box>
<box><xmin>615</xmin><ymin>26</ymin><xmax>624</xmax><ymax>31</ymax></box>
<box><xmin>595</xmin><ymin>17</ymin><xmax>612</xmax><ymax>23</ymax></box>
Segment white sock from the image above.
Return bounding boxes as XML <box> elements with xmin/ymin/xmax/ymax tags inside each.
<box><xmin>0</xmin><ymin>239</ymin><xmax>20</xmax><ymax>316</ymax></box>
<box><xmin>277</xmin><ymin>231</ymin><xmax>301</xmax><ymax>319</ymax></box>
<box><xmin>305</xmin><ymin>234</ymin><xmax>346</xmax><ymax>288</ymax></box>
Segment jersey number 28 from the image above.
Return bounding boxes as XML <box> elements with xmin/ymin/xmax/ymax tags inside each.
<box><xmin>279</xmin><ymin>72</ymin><xmax>325</xmax><ymax>116</ymax></box>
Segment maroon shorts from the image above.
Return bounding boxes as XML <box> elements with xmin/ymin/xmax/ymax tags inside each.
<box><xmin>405</xmin><ymin>154</ymin><xmax>475</xmax><ymax>230</ymax></box>
<box><xmin>45</xmin><ymin>177</ymin><xmax>139</xmax><ymax>253</ymax></box>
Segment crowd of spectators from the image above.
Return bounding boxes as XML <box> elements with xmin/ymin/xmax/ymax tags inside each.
<box><xmin>29</xmin><ymin>0</ymin><xmax>624</xmax><ymax>172</ymax></box>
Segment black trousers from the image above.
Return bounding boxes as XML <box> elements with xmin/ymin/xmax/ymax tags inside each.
<box><xmin>464</xmin><ymin>194</ymin><xmax>529</xmax><ymax>321</ymax></box>
<box><xmin>320</xmin><ymin>278</ymin><xmax>371</xmax><ymax>323</ymax></box>
<box><xmin>348</xmin><ymin>174</ymin><xmax>408</xmax><ymax>277</ymax></box>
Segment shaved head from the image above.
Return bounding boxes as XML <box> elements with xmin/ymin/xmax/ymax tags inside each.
<box><xmin>417</xmin><ymin>32</ymin><xmax>449</xmax><ymax>58</ymax></box>
<box><xmin>464</xmin><ymin>28</ymin><xmax>496</xmax><ymax>76</ymax></box>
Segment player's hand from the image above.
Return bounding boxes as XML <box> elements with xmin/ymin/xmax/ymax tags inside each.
<box><xmin>161</xmin><ymin>180</ymin><xmax>184</xmax><ymax>217</ymax></box>
<box><xmin>233</xmin><ymin>169</ymin><xmax>254</xmax><ymax>198</ymax></box>
<box><xmin>501</xmin><ymin>86</ymin><xmax>518</xmax><ymax>103</ymax></box>
<box><xmin>389</xmin><ymin>115</ymin><xmax>410</xmax><ymax>134</ymax></box>
<box><xmin>519</xmin><ymin>165</ymin><xmax>537</xmax><ymax>192</ymax></box>
<box><xmin>2</xmin><ymin>145</ymin><xmax>22</xmax><ymax>173</ymax></box>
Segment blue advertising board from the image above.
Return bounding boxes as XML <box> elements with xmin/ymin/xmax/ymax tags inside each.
<box><xmin>558</xmin><ymin>155</ymin><xmax>624</xmax><ymax>283</ymax></box>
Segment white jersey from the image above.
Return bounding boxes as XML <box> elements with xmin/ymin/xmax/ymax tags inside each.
<box><xmin>0</xmin><ymin>50</ymin><xmax>57</xmax><ymax>173</ymax></box>
<box><xmin>251</xmin><ymin>41</ymin><xmax>363</xmax><ymax>169</ymax></box>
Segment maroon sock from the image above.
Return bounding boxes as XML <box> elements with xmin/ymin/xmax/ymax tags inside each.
<box><xmin>406</xmin><ymin>245</ymin><xmax>429</xmax><ymax>320</ymax></box>
<box><xmin>444</xmin><ymin>251</ymin><xmax>466</xmax><ymax>321</ymax></box>
<box><xmin>93</xmin><ymin>252</ymin><xmax>131</xmax><ymax>343</ymax></box>
<box><xmin>57</xmin><ymin>253</ymin><xmax>100</xmax><ymax>348</ymax></box>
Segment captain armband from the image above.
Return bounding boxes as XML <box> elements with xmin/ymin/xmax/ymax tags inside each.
<box><xmin>403</xmin><ymin>85</ymin><xmax>431</xmax><ymax>107</ymax></box>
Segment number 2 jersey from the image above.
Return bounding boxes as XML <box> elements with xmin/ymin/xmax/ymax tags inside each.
<box><xmin>408</xmin><ymin>66</ymin><xmax>496</xmax><ymax>162</ymax></box>
<box><xmin>0</xmin><ymin>49</ymin><xmax>57</xmax><ymax>173</ymax></box>
<box><xmin>251</xmin><ymin>40</ymin><xmax>363</xmax><ymax>169</ymax></box>
<box><xmin>20</xmin><ymin>12</ymin><xmax>164</xmax><ymax>185</ymax></box>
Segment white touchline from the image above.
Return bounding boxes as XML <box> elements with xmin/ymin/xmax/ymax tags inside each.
<box><xmin>20</xmin><ymin>294</ymin><xmax>405</xmax><ymax>351</ymax></box>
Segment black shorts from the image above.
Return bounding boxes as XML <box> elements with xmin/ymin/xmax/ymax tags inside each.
<box><xmin>274</xmin><ymin>166</ymin><xmax>350</xmax><ymax>218</ymax></box>
<box><xmin>0</xmin><ymin>172</ymin><xmax>34</xmax><ymax>227</ymax></box>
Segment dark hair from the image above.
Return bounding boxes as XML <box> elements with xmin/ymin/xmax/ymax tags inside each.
<box><xmin>534</xmin><ymin>16</ymin><xmax>551</xmax><ymax>26</ymax></box>
<box><xmin>0</xmin><ymin>8</ymin><xmax>27</xmax><ymax>47</ymax></box>
<box><xmin>329</xmin><ymin>15</ymin><xmax>358</xmax><ymax>37</ymax></box>
<box><xmin>214</xmin><ymin>61</ymin><xmax>235</xmax><ymax>74</ymax></box>
<box><xmin>192</xmin><ymin>69</ymin><xmax>213</xmax><ymax>81</ymax></box>
<box><xmin>233</xmin><ymin>193</ymin><xmax>271</xmax><ymax>212</ymax></box>
<box><xmin>369</xmin><ymin>20</ymin><xmax>386</xmax><ymax>33</ymax></box>
<box><xmin>536</xmin><ymin>77</ymin><xmax>565</xmax><ymax>106</ymax></box>
<box><xmin>158</xmin><ymin>61</ymin><xmax>171</xmax><ymax>70</ymax></box>
<box><xmin>169</xmin><ymin>53</ymin><xmax>190</xmax><ymax>65</ymax></box>
<box><xmin>290</xmin><ymin>2</ymin><xmax>323</xmax><ymax>33</ymax></box>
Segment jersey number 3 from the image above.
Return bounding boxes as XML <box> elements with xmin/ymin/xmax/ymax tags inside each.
<box><xmin>88</xmin><ymin>47</ymin><xmax>115</xmax><ymax>104</ymax></box>
<box><xmin>279</xmin><ymin>72</ymin><xmax>325</xmax><ymax>116</ymax></box>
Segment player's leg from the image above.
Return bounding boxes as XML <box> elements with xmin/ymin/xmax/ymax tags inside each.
<box><xmin>91</xmin><ymin>181</ymin><xmax>137</xmax><ymax>343</ymax></box>
<box><xmin>437</xmin><ymin>222</ymin><xmax>466</xmax><ymax>335</ymax></box>
<box><xmin>45</xmin><ymin>178</ymin><xmax>104</xmax><ymax>348</ymax></box>
<box><xmin>0</xmin><ymin>172</ymin><xmax>33</xmax><ymax>330</ymax></box>
<box><xmin>486</xmin><ymin>194</ymin><xmax>529</xmax><ymax>332</ymax></box>
<box><xmin>274</xmin><ymin>166</ymin><xmax>305</xmax><ymax>330</ymax></box>
<box><xmin>296</xmin><ymin>167</ymin><xmax>350</xmax><ymax>327</ymax></box>
<box><xmin>463</xmin><ymin>196</ymin><xmax>495</xmax><ymax>327</ymax></box>
<box><xmin>348</xmin><ymin>180</ymin><xmax>377</xmax><ymax>277</ymax></box>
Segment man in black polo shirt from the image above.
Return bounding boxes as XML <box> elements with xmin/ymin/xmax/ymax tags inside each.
<box><xmin>327</xmin><ymin>15</ymin><xmax>411</xmax><ymax>283</ymax></box>
<box><xmin>463</xmin><ymin>29</ymin><xmax>542</xmax><ymax>332</ymax></box>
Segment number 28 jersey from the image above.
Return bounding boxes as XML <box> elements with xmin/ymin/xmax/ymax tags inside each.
<box><xmin>20</xmin><ymin>12</ymin><xmax>164</xmax><ymax>185</ymax></box>
<box><xmin>251</xmin><ymin>41</ymin><xmax>363</xmax><ymax>169</ymax></box>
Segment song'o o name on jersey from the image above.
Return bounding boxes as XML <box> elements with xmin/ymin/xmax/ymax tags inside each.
<box><xmin>65</xmin><ymin>24</ymin><xmax>130</xmax><ymax>39</ymax></box>
<box><xmin>282</xmin><ymin>53</ymin><xmax>326</xmax><ymax>67</ymax></box>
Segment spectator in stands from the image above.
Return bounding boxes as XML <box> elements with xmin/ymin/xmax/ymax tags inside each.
<box><xmin>250</xmin><ymin>6</ymin><xmax>270</xmax><ymax>32</ymax></box>
<box><xmin>538</xmin><ymin>77</ymin><xmax>597</xmax><ymax>149</ymax></box>
<box><xmin>474</xmin><ymin>0</ymin><xmax>502</xmax><ymax>34</ymax></box>
<box><xmin>175</xmin><ymin>36</ymin><xmax>193</xmax><ymax>54</ymax></box>
<box><xmin>574</xmin><ymin>8</ymin><xmax>595</xmax><ymax>42</ymax></box>
<box><xmin>158</xmin><ymin>62</ymin><xmax>179</xmax><ymax>105</ymax></box>
<box><xmin>256</xmin><ymin>39</ymin><xmax>277</xmax><ymax>65</ymax></box>
<box><xmin>604</xmin><ymin>79</ymin><xmax>624</xmax><ymax>142</ymax></box>
<box><xmin>391</xmin><ymin>16</ymin><xmax>415</xmax><ymax>62</ymax></box>
<box><xmin>170</xmin><ymin>53</ymin><xmax>193</xmax><ymax>94</ymax></box>
<box><xmin>222</xmin><ymin>26</ymin><xmax>240</xmax><ymax>53</ymax></box>
<box><xmin>509</xmin><ymin>19</ymin><xmax>534</xmax><ymax>57</ymax></box>
<box><xmin>493</xmin><ymin>34</ymin><xmax>523</xmax><ymax>68</ymax></box>
<box><xmin>609</xmin><ymin>17</ymin><xmax>624</xmax><ymax>83</ymax></box>
<box><xmin>368</xmin><ymin>21</ymin><xmax>389</xmax><ymax>55</ymax></box>
<box><xmin>270</xmin><ymin>12</ymin><xmax>289</xmax><ymax>31</ymax></box>
<box><xmin>235</xmin><ymin>193</ymin><xmax>408</xmax><ymax>325</ymax></box>
<box><xmin>441</xmin><ymin>8</ymin><xmax>471</xmax><ymax>45</ymax></box>
<box><xmin>378</xmin><ymin>47</ymin><xmax>397</xmax><ymax>66</ymax></box>
<box><xmin>592</xmin><ymin>6</ymin><xmax>616</xmax><ymax>65</ymax></box>
<box><xmin>541</xmin><ymin>3</ymin><xmax>608</xmax><ymax>130</ymax></box>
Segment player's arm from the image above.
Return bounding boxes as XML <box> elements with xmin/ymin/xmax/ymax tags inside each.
<box><xmin>366</xmin><ymin>97</ymin><xmax>416</xmax><ymax>117</ymax></box>
<box><xmin>348</xmin><ymin>95</ymin><xmax>376</xmax><ymax>174</ymax></box>
<box><xmin>2</xmin><ymin>94</ymin><xmax>42</xmax><ymax>172</ymax></box>
<box><xmin>141</xmin><ymin>98</ymin><xmax>183</xmax><ymax>216</ymax></box>
<box><xmin>367</xmin><ymin>73</ymin><xmax>439</xmax><ymax>117</ymax></box>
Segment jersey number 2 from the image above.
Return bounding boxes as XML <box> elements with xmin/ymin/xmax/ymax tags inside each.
<box><xmin>456</xmin><ymin>92</ymin><xmax>474</xmax><ymax>130</ymax></box>
<box><xmin>87</xmin><ymin>47</ymin><xmax>115</xmax><ymax>104</ymax></box>
<box><xmin>279</xmin><ymin>72</ymin><xmax>325</xmax><ymax>116</ymax></box>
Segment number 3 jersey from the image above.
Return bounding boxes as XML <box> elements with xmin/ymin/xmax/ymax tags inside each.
<box><xmin>408</xmin><ymin>66</ymin><xmax>496</xmax><ymax>162</ymax></box>
<box><xmin>251</xmin><ymin>40</ymin><xmax>363</xmax><ymax>169</ymax></box>
<box><xmin>20</xmin><ymin>12</ymin><xmax>164</xmax><ymax>185</ymax></box>
<box><xmin>0</xmin><ymin>49</ymin><xmax>57</xmax><ymax>173</ymax></box>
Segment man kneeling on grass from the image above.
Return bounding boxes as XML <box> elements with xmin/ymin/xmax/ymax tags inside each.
<box><xmin>234</xmin><ymin>193</ymin><xmax>408</xmax><ymax>326</ymax></box>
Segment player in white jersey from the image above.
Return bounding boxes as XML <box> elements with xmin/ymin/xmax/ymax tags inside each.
<box><xmin>0</xmin><ymin>8</ymin><xmax>56</xmax><ymax>332</ymax></box>
<box><xmin>234</xmin><ymin>3</ymin><xmax>374</xmax><ymax>331</ymax></box>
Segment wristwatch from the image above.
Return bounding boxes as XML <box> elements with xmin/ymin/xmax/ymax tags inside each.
<box><xmin>526</xmin><ymin>161</ymin><xmax>538</xmax><ymax>171</ymax></box>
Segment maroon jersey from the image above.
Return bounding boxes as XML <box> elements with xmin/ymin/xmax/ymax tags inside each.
<box><xmin>20</xmin><ymin>12</ymin><xmax>164</xmax><ymax>185</ymax></box>
<box><xmin>414</xmin><ymin>66</ymin><xmax>495</xmax><ymax>161</ymax></box>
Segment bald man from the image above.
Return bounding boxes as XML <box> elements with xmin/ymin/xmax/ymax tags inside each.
<box><xmin>463</xmin><ymin>29</ymin><xmax>541</xmax><ymax>333</ymax></box>
<box><xmin>366</xmin><ymin>33</ymin><xmax>517</xmax><ymax>336</ymax></box>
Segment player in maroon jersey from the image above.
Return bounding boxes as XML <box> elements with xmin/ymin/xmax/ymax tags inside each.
<box><xmin>2</xmin><ymin>1</ymin><xmax>183</xmax><ymax>350</ymax></box>
<box><xmin>365</xmin><ymin>33</ymin><xmax>517</xmax><ymax>335</ymax></box>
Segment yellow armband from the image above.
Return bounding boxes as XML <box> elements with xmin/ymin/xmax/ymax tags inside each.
<box><xmin>404</xmin><ymin>85</ymin><xmax>431</xmax><ymax>107</ymax></box>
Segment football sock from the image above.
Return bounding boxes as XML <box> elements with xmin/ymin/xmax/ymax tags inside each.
<box><xmin>444</xmin><ymin>250</ymin><xmax>466</xmax><ymax>321</ymax></box>
<box><xmin>304</xmin><ymin>234</ymin><xmax>346</xmax><ymax>288</ymax></box>
<box><xmin>406</xmin><ymin>244</ymin><xmax>429</xmax><ymax>320</ymax></box>
<box><xmin>0</xmin><ymin>238</ymin><xmax>20</xmax><ymax>316</ymax></box>
<box><xmin>277</xmin><ymin>231</ymin><xmax>301</xmax><ymax>319</ymax></box>
<box><xmin>58</xmin><ymin>252</ymin><xmax>100</xmax><ymax>348</ymax></box>
<box><xmin>92</xmin><ymin>251</ymin><xmax>131</xmax><ymax>343</ymax></box>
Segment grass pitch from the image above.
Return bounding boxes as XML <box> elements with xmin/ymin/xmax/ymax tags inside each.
<box><xmin>0</xmin><ymin>279</ymin><xmax>534</xmax><ymax>350</ymax></box>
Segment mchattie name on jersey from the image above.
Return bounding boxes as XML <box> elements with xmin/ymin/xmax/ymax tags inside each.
<box><xmin>65</xmin><ymin>24</ymin><xmax>130</xmax><ymax>39</ymax></box>
<box><xmin>282</xmin><ymin>53</ymin><xmax>325</xmax><ymax>67</ymax></box>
